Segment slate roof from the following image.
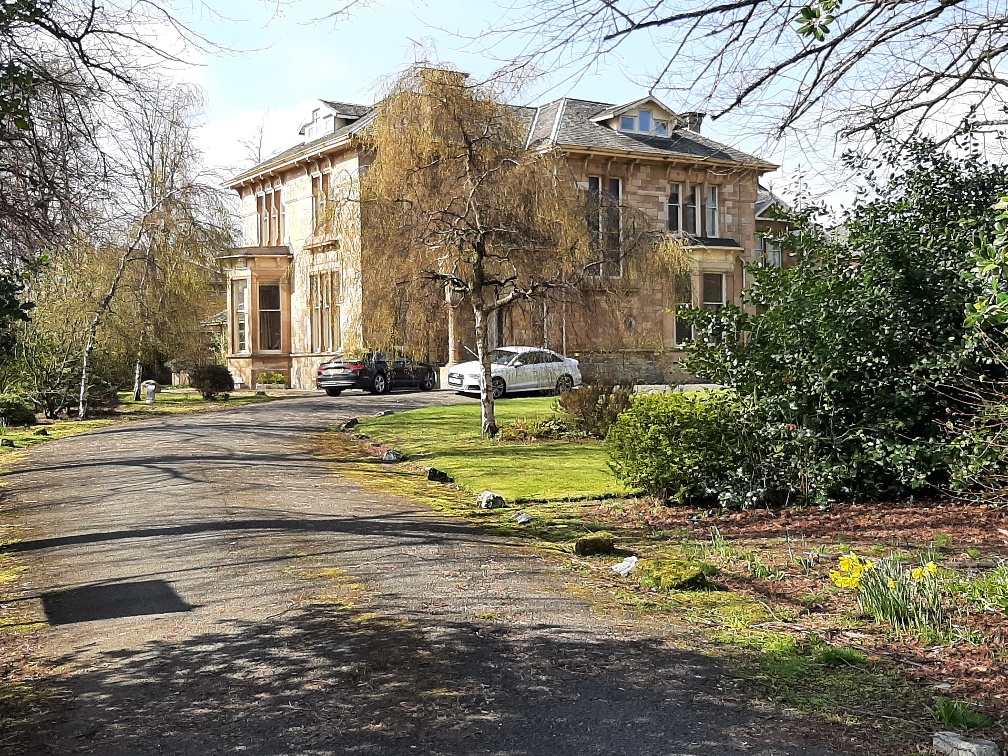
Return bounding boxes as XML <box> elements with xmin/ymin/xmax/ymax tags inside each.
<box><xmin>529</xmin><ymin>97</ymin><xmax>773</xmax><ymax>167</ymax></box>
<box><xmin>229</xmin><ymin>92</ymin><xmax>774</xmax><ymax>187</ymax></box>
<box><xmin>319</xmin><ymin>100</ymin><xmax>372</xmax><ymax>118</ymax></box>
<box><xmin>756</xmin><ymin>183</ymin><xmax>790</xmax><ymax>217</ymax></box>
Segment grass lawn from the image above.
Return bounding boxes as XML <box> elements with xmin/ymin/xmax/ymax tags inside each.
<box><xmin>357</xmin><ymin>397</ymin><xmax>628</xmax><ymax>503</ymax></box>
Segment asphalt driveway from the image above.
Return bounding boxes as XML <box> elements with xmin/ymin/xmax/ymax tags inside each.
<box><xmin>0</xmin><ymin>390</ymin><xmax>834</xmax><ymax>755</ymax></box>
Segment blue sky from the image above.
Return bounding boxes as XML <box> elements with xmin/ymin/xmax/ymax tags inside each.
<box><xmin>181</xmin><ymin>0</ymin><xmax>810</xmax><ymax>193</ymax></box>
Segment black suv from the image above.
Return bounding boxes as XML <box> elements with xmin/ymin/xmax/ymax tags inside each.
<box><xmin>316</xmin><ymin>352</ymin><xmax>437</xmax><ymax>396</ymax></box>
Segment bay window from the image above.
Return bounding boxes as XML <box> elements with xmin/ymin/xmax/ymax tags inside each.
<box><xmin>258</xmin><ymin>284</ymin><xmax>282</xmax><ymax>351</ymax></box>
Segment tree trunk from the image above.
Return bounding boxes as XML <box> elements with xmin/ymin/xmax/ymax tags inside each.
<box><xmin>131</xmin><ymin>353</ymin><xmax>143</xmax><ymax>401</ymax></box>
<box><xmin>78</xmin><ymin>242</ymin><xmax>136</xmax><ymax>420</ymax></box>
<box><xmin>473</xmin><ymin>307</ymin><xmax>498</xmax><ymax>437</ymax></box>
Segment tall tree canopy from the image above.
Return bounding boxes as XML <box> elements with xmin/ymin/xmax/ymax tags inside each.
<box><xmin>684</xmin><ymin>144</ymin><xmax>1008</xmax><ymax>501</ymax></box>
<box><xmin>494</xmin><ymin>1</ymin><xmax>1008</xmax><ymax>147</ymax></box>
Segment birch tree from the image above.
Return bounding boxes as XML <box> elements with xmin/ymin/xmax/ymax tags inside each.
<box><xmin>75</xmin><ymin>85</ymin><xmax>232</xmax><ymax>418</ymax></box>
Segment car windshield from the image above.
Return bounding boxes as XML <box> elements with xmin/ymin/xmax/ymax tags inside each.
<box><xmin>489</xmin><ymin>349</ymin><xmax>518</xmax><ymax>365</ymax></box>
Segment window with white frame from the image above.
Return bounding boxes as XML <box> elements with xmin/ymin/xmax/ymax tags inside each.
<box><xmin>257</xmin><ymin>188</ymin><xmax>284</xmax><ymax>246</ymax></box>
<box><xmin>258</xmin><ymin>283</ymin><xmax>282</xmax><ymax>351</ymax></box>
<box><xmin>667</xmin><ymin>183</ymin><xmax>681</xmax><ymax>232</ymax></box>
<box><xmin>310</xmin><ymin>270</ymin><xmax>342</xmax><ymax>353</ymax></box>
<box><xmin>702</xmin><ymin>273</ymin><xmax>725</xmax><ymax>309</ymax></box>
<box><xmin>705</xmin><ymin>186</ymin><xmax>719</xmax><ymax>237</ymax></box>
<box><xmin>619</xmin><ymin>115</ymin><xmax>635</xmax><ymax>131</ymax></box>
<box><xmin>638</xmin><ymin>109</ymin><xmax>652</xmax><ymax>132</ymax></box>
<box><xmin>760</xmin><ymin>234</ymin><xmax>783</xmax><ymax>268</ymax></box>
<box><xmin>685</xmin><ymin>185</ymin><xmax>699</xmax><ymax>235</ymax></box>
<box><xmin>586</xmin><ymin>176</ymin><xmax>623</xmax><ymax>276</ymax></box>
<box><xmin>655</xmin><ymin>120</ymin><xmax>668</xmax><ymax>136</ymax></box>
<box><xmin>232</xmin><ymin>279</ymin><xmax>249</xmax><ymax>353</ymax></box>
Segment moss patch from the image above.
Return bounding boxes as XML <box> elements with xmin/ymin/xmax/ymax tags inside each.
<box><xmin>638</xmin><ymin>558</ymin><xmax>710</xmax><ymax>592</ymax></box>
<box><xmin>574</xmin><ymin>531</ymin><xmax>616</xmax><ymax>556</ymax></box>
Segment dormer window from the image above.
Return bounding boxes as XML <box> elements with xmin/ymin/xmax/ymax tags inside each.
<box><xmin>656</xmin><ymin>120</ymin><xmax>668</xmax><ymax>136</ymax></box>
<box><xmin>638</xmin><ymin>109</ymin><xmax>652</xmax><ymax>132</ymax></box>
<box><xmin>620</xmin><ymin>115</ymin><xmax>635</xmax><ymax>131</ymax></box>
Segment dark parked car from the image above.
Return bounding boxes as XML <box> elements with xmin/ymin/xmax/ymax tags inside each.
<box><xmin>316</xmin><ymin>352</ymin><xmax>437</xmax><ymax>396</ymax></box>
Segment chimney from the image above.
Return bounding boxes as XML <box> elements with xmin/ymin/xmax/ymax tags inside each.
<box><xmin>683</xmin><ymin>112</ymin><xmax>705</xmax><ymax>133</ymax></box>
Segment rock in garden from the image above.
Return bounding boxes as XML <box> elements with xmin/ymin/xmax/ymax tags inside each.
<box><xmin>255</xmin><ymin>390</ymin><xmax>267</xmax><ymax>396</ymax></box>
<box><xmin>574</xmin><ymin>531</ymin><xmax>616</xmax><ymax>556</ymax></box>
<box><xmin>382</xmin><ymin>449</ymin><xmax>405</xmax><ymax>463</ymax></box>
<box><xmin>0</xmin><ymin>439</ymin><xmax>14</xmax><ymax>448</ymax></box>
<box><xmin>426</xmin><ymin>467</ymin><xmax>454</xmax><ymax>484</ymax></box>
<box><xmin>511</xmin><ymin>512</ymin><xmax>533</xmax><ymax>525</ymax></box>
<box><xmin>34</xmin><ymin>428</ymin><xmax>48</xmax><ymax>436</ymax></box>
<box><xmin>611</xmin><ymin>556</ymin><xmax>638</xmax><ymax>577</ymax></box>
<box><xmin>341</xmin><ymin>418</ymin><xmax>359</xmax><ymax>431</ymax></box>
<box><xmin>375</xmin><ymin>410</ymin><xmax>395</xmax><ymax>417</ymax></box>
<box><xmin>477</xmin><ymin>491</ymin><xmax>506</xmax><ymax>509</ymax></box>
<box><xmin>933</xmin><ymin>732</ymin><xmax>1001</xmax><ymax>756</ymax></box>
<box><xmin>637</xmin><ymin>558</ymin><xmax>709</xmax><ymax>591</ymax></box>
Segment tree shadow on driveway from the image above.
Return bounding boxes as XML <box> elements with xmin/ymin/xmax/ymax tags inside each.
<box><xmin>18</xmin><ymin>603</ymin><xmax>833</xmax><ymax>756</ymax></box>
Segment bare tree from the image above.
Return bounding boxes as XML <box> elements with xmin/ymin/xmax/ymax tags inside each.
<box><xmin>75</xmin><ymin>84</ymin><xmax>234</xmax><ymax>418</ymax></box>
<box><xmin>346</xmin><ymin>65</ymin><xmax>684</xmax><ymax>436</ymax></box>
<box><xmin>490</xmin><ymin>0</ymin><xmax>1008</xmax><ymax>148</ymax></box>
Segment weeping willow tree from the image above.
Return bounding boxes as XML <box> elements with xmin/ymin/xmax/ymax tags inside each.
<box><xmin>351</xmin><ymin>65</ymin><xmax>686</xmax><ymax>436</ymax></box>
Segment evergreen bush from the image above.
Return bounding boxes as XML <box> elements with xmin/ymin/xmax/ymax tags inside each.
<box><xmin>189</xmin><ymin>364</ymin><xmax>234</xmax><ymax>400</ymax></box>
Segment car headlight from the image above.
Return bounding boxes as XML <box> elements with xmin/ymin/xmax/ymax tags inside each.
<box><xmin>466</xmin><ymin>374</ymin><xmax>480</xmax><ymax>382</ymax></box>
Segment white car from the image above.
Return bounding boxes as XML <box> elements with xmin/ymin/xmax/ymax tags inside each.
<box><xmin>446</xmin><ymin>346</ymin><xmax>582</xmax><ymax>398</ymax></box>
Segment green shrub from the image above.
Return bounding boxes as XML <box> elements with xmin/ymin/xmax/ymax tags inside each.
<box><xmin>256</xmin><ymin>371</ymin><xmax>286</xmax><ymax>385</ymax></box>
<box><xmin>607</xmin><ymin>391</ymin><xmax>745</xmax><ymax>505</ymax></box>
<box><xmin>189</xmin><ymin>364</ymin><xmax>234</xmax><ymax>400</ymax></box>
<box><xmin>0</xmin><ymin>393</ymin><xmax>35</xmax><ymax>426</ymax></box>
<box><xmin>498</xmin><ymin>416</ymin><xmax>570</xmax><ymax>442</ymax></box>
<box><xmin>573</xmin><ymin>531</ymin><xmax>615</xmax><ymax>556</ymax></box>
<box><xmin>555</xmin><ymin>382</ymin><xmax>633</xmax><ymax>439</ymax></box>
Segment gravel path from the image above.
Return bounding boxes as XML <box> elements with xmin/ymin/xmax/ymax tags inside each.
<box><xmin>1</xmin><ymin>392</ymin><xmax>835</xmax><ymax>755</ymax></box>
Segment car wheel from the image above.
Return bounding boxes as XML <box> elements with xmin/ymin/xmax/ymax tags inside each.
<box><xmin>420</xmin><ymin>370</ymin><xmax>436</xmax><ymax>391</ymax></box>
<box><xmin>371</xmin><ymin>372</ymin><xmax>389</xmax><ymax>395</ymax></box>
<box><xmin>555</xmin><ymin>374</ymin><xmax>574</xmax><ymax>394</ymax></box>
<box><xmin>491</xmin><ymin>376</ymin><xmax>506</xmax><ymax>399</ymax></box>
<box><xmin>324</xmin><ymin>388</ymin><xmax>342</xmax><ymax>397</ymax></box>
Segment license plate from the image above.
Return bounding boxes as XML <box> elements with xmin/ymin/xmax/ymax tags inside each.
<box><xmin>326</xmin><ymin>368</ymin><xmax>345</xmax><ymax>375</ymax></box>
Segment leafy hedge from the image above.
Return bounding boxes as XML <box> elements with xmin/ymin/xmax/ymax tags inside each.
<box><xmin>607</xmin><ymin>391</ymin><xmax>745</xmax><ymax>505</ymax></box>
<box><xmin>189</xmin><ymin>364</ymin><xmax>234</xmax><ymax>400</ymax></box>
<box><xmin>0</xmin><ymin>393</ymin><xmax>35</xmax><ymax>426</ymax></box>
<box><xmin>555</xmin><ymin>382</ymin><xmax>633</xmax><ymax>439</ymax></box>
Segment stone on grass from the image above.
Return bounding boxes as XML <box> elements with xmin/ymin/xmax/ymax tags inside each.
<box><xmin>611</xmin><ymin>556</ymin><xmax>638</xmax><ymax>577</ymax></box>
<box><xmin>34</xmin><ymin>428</ymin><xmax>48</xmax><ymax>436</ymax></box>
<box><xmin>341</xmin><ymin>418</ymin><xmax>359</xmax><ymax>431</ymax></box>
<box><xmin>255</xmin><ymin>390</ymin><xmax>267</xmax><ymax>397</ymax></box>
<box><xmin>574</xmin><ymin>531</ymin><xmax>616</xmax><ymax>557</ymax></box>
<box><xmin>637</xmin><ymin>558</ymin><xmax>709</xmax><ymax>592</ymax></box>
<box><xmin>511</xmin><ymin>512</ymin><xmax>533</xmax><ymax>525</ymax></box>
<box><xmin>0</xmin><ymin>439</ymin><xmax>14</xmax><ymax>448</ymax></box>
<box><xmin>375</xmin><ymin>410</ymin><xmax>395</xmax><ymax>417</ymax></box>
<box><xmin>382</xmin><ymin>449</ymin><xmax>405</xmax><ymax>463</ymax></box>
<box><xmin>933</xmin><ymin>732</ymin><xmax>1001</xmax><ymax>756</ymax></box>
<box><xmin>477</xmin><ymin>491</ymin><xmax>506</xmax><ymax>509</ymax></box>
<box><xmin>426</xmin><ymin>467</ymin><xmax>454</xmax><ymax>484</ymax></box>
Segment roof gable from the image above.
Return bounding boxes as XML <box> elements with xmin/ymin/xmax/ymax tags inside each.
<box><xmin>590</xmin><ymin>95</ymin><xmax>676</xmax><ymax>123</ymax></box>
